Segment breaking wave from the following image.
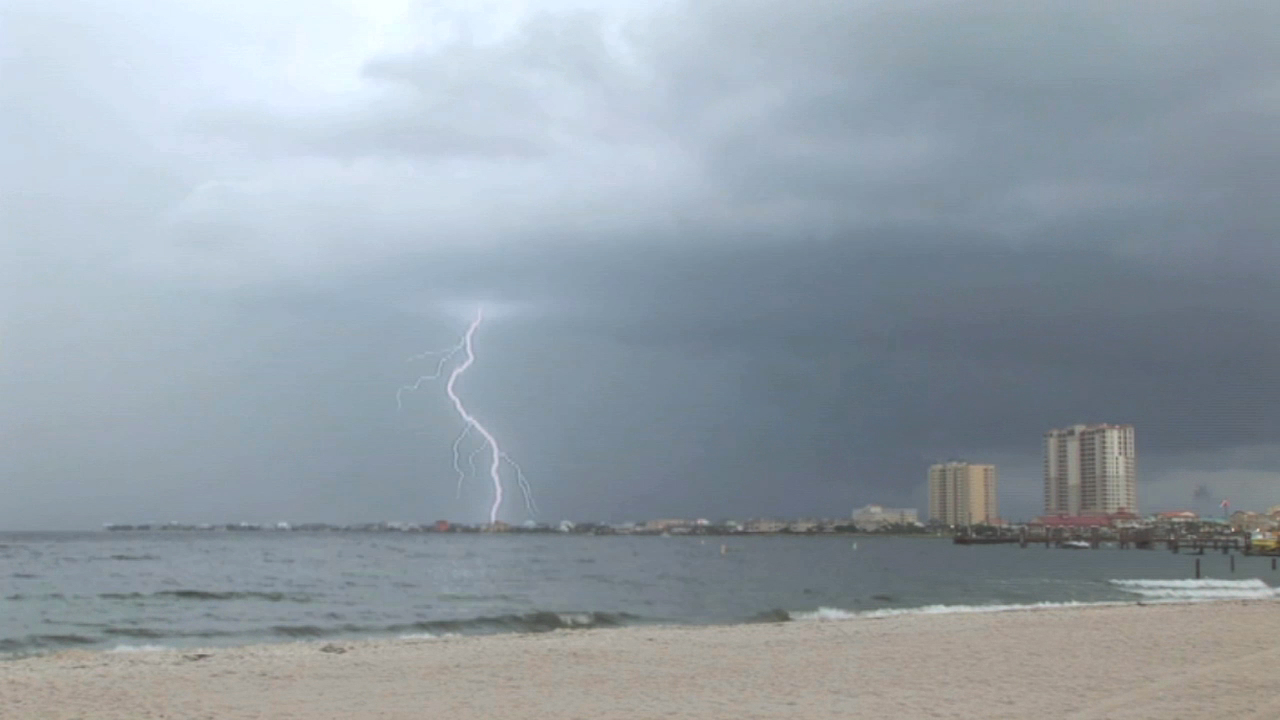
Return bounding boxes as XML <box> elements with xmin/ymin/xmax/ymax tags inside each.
<box><xmin>1</xmin><ymin>611</ymin><xmax>643</xmax><ymax>658</ymax></box>
<box><xmin>1110</xmin><ymin>578</ymin><xmax>1278</xmax><ymax>601</ymax></box>
<box><xmin>385</xmin><ymin>610</ymin><xmax>640</xmax><ymax>636</ymax></box>
<box><xmin>787</xmin><ymin>601</ymin><xmax>1125</xmax><ymax>622</ymax></box>
<box><xmin>782</xmin><ymin>579</ymin><xmax>1280</xmax><ymax>623</ymax></box>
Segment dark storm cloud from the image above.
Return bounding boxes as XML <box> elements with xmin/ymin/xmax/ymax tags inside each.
<box><xmin>336</xmin><ymin>236</ymin><xmax>1279</xmax><ymax>464</ymax></box>
<box><xmin>183</xmin><ymin>0</ymin><xmax>1280</xmax><ymax>264</ymax></box>
<box><xmin>3</xmin><ymin>0</ymin><xmax>1280</xmax><ymax>527</ymax></box>
<box><xmin>646</xmin><ymin>1</ymin><xmax>1280</xmax><ymax>218</ymax></box>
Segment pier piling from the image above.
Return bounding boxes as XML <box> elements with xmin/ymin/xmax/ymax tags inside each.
<box><xmin>1195</xmin><ymin>558</ymin><xmax>1201</xmax><ymax>579</ymax></box>
<box><xmin>1230</xmin><ymin>554</ymin><xmax>1236</xmax><ymax>573</ymax></box>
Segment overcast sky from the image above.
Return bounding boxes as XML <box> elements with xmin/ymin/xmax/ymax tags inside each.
<box><xmin>3</xmin><ymin>0</ymin><xmax>1279</xmax><ymax>529</ymax></box>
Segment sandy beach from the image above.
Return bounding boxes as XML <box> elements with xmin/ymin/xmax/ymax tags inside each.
<box><xmin>3</xmin><ymin>600</ymin><xmax>1278</xmax><ymax>719</ymax></box>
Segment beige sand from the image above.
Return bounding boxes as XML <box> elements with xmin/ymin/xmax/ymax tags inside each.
<box><xmin>3</xmin><ymin>601</ymin><xmax>1279</xmax><ymax>719</ymax></box>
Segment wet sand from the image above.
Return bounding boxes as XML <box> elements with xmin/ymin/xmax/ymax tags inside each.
<box><xmin>3</xmin><ymin>600</ymin><xmax>1279</xmax><ymax>719</ymax></box>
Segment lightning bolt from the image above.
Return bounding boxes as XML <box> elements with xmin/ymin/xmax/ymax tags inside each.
<box><xmin>399</xmin><ymin>306</ymin><xmax>537</xmax><ymax>525</ymax></box>
<box><xmin>452</xmin><ymin>425</ymin><xmax>473</xmax><ymax>499</ymax></box>
<box><xmin>504</xmin><ymin>453</ymin><xmax>539</xmax><ymax>517</ymax></box>
<box><xmin>465</xmin><ymin>442</ymin><xmax>485</xmax><ymax>497</ymax></box>
<box><xmin>396</xmin><ymin>341</ymin><xmax>465</xmax><ymax>411</ymax></box>
<box><xmin>447</xmin><ymin>308</ymin><xmax>507</xmax><ymax>523</ymax></box>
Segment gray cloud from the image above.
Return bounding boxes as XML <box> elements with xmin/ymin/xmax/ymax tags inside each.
<box><xmin>3</xmin><ymin>0</ymin><xmax>1279</xmax><ymax>528</ymax></box>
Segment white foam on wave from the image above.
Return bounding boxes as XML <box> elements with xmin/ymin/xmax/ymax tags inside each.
<box><xmin>398</xmin><ymin>632</ymin><xmax>458</xmax><ymax>640</ymax></box>
<box><xmin>791</xmin><ymin>600</ymin><xmax>1124</xmax><ymax>622</ymax></box>
<box><xmin>1111</xmin><ymin>578</ymin><xmax>1270</xmax><ymax>589</ymax></box>
<box><xmin>792</xmin><ymin>579</ymin><xmax>1280</xmax><ymax>622</ymax></box>
<box><xmin>791</xmin><ymin>607</ymin><xmax>859</xmax><ymax>621</ymax></box>
<box><xmin>556</xmin><ymin>613</ymin><xmax>598</xmax><ymax>627</ymax></box>
<box><xmin>1110</xmin><ymin>578</ymin><xmax>1277</xmax><ymax>600</ymax></box>
<box><xmin>107</xmin><ymin>644</ymin><xmax>169</xmax><ymax>653</ymax></box>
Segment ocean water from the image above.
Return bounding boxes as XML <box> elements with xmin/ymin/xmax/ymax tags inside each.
<box><xmin>2</xmin><ymin>532</ymin><xmax>1275</xmax><ymax>656</ymax></box>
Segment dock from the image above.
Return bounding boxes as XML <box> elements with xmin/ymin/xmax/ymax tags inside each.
<box><xmin>953</xmin><ymin>527</ymin><xmax>1261</xmax><ymax>553</ymax></box>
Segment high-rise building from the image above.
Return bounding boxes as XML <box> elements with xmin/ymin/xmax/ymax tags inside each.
<box><xmin>1043</xmin><ymin>424</ymin><xmax>1136</xmax><ymax>516</ymax></box>
<box><xmin>928</xmin><ymin>462</ymin><xmax>999</xmax><ymax>526</ymax></box>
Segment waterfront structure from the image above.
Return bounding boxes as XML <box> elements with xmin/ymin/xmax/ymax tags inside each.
<box><xmin>928</xmin><ymin>462</ymin><xmax>999</xmax><ymax>526</ymax></box>
<box><xmin>1043</xmin><ymin>424</ymin><xmax>1136</xmax><ymax>516</ymax></box>
<box><xmin>642</xmin><ymin>519</ymin><xmax>692</xmax><ymax>531</ymax></box>
<box><xmin>851</xmin><ymin>505</ymin><xmax>920</xmax><ymax>530</ymax></box>
<box><xmin>1229</xmin><ymin>511</ymin><xmax>1274</xmax><ymax>532</ymax></box>
<box><xmin>1030</xmin><ymin>510</ymin><xmax>1141</xmax><ymax>530</ymax></box>
<box><xmin>743</xmin><ymin>518</ymin><xmax>787</xmax><ymax>533</ymax></box>
<box><xmin>1155</xmin><ymin>511</ymin><xmax>1198</xmax><ymax>524</ymax></box>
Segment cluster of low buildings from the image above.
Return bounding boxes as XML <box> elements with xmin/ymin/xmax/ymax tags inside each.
<box><xmin>1206</xmin><ymin>507</ymin><xmax>1280</xmax><ymax>533</ymax></box>
<box><xmin>104</xmin><ymin>514</ymin><xmax>922</xmax><ymax>536</ymax></box>
<box><xmin>617</xmin><ymin>512</ymin><xmax>922</xmax><ymax>535</ymax></box>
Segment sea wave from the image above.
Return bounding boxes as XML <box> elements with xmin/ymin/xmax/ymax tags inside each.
<box><xmin>99</xmin><ymin>590</ymin><xmax>314</xmax><ymax>603</ymax></box>
<box><xmin>784</xmin><ymin>580</ymin><xmax>1280</xmax><ymax>622</ymax></box>
<box><xmin>100</xmin><ymin>610</ymin><xmax>640</xmax><ymax>642</ymax></box>
<box><xmin>3</xmin><ymin>593</ymin><xmax>69</xmax><ymax>601</ymax></box>
<box><xmin>1</xmin><ymin>610</ymin><xmax>644</xmax><ymax>657</ymax></box>
<box><xmin>102</xmin><ymin>628</ymin><xmax>169</xmax><ymax>639</ymax></box>
<box><xmin>1109</xmin><ymin>578</ymin><xmax>1278</xmax><ymax>600</ymax></box>
<box><xmin>250</xmin><ymin>611</ymin><xmax>643</xmax><ymax>639</ymax></box>
<box><xmin>0</xmin><ymin>634</ymin><xmax>97</xmax><ymax>655</ymax></box>
<box><xmin>386</xmin><ymin>610</ymin><xmax>641</xmax><ymax>636</ymax></box>
<box><xmin>789</xmin><ymin>601</ymin><xmax>1127</xmax><ymax>621</ymax></box>
<box><xmin>745</xmin><ymin>608</ymin><xmax>792</xmax><ymax>624</ymax></box>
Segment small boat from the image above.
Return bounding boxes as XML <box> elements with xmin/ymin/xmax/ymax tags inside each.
<box><xmin>1061</xmin><ymin>540</ymin><xmax>1092</xmax><ymax>549</ymax></box>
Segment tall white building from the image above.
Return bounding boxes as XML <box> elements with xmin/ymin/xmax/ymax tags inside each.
<box><xmin>928</xmin><ymin>462</ymin><xmax>999</xmax><ymax>526</ymax></box>
<box><xmin>1043</xmin><ymin>424</ymin><xmax>1136</xmax><ymax>515</ymax></box>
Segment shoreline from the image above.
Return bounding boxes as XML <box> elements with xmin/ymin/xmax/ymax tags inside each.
<box><xmin>16</xmin><ymin>529</ymin><xmax>953</xmax><ymax>538</ymax></box>
<box><xmin>5</xmin><ymin>598</ymin><xmax>1278</xmax><ymax>718</ymax></box>
<box><xmin>2</xmin><ymin>589</ymin><xmax>1271</xmax><ymax>661</ymax></box>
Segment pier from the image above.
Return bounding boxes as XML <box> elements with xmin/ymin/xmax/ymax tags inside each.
<box><xmin>953</xmin><ymin>526</ymin><xmax>1258</xmax><ymax>553</ymax></box>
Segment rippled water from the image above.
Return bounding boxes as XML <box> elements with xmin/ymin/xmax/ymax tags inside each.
<box><xmin>2</xmin><ymin>532</ymin><xmax>1274</xmax><ymax>656</ymax></box>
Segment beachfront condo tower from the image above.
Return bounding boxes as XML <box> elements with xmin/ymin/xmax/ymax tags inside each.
<box><xmin>1043</xmin><ymin>424</ymin><xmax>1136</xmax><ymax>516</ymax></box>
<box><xmin>928</xmin><ymin>462</ymin><xmax>999</xmax><ymax>526</ymax></box>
